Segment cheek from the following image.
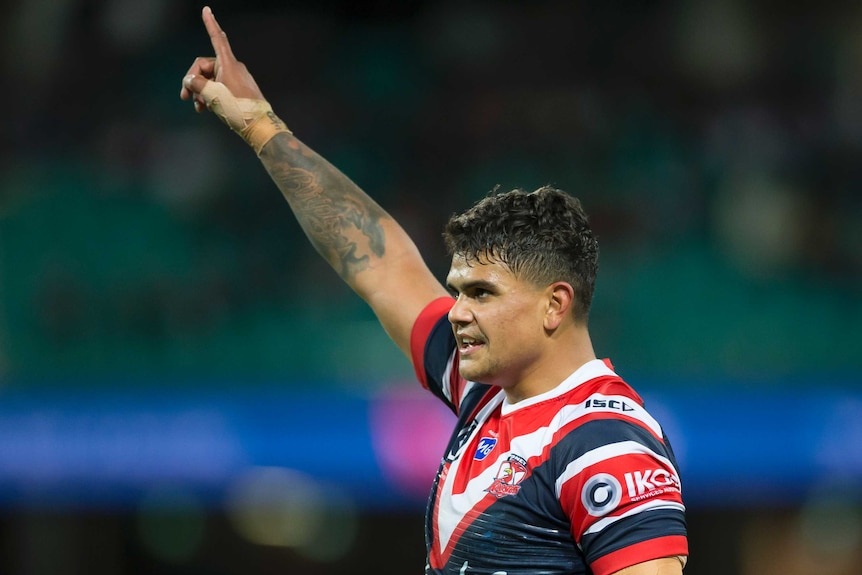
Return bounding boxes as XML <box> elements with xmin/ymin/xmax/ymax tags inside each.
<box><xmin>489</xmin><ymin>306</ymin><xmax>543</xmax><ymax>347</ymax></box>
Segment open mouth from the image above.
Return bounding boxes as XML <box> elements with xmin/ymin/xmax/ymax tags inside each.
<box><xmin>458</xmin><ymin>336</ymin><xmax>485</xmax><ymax>355</ymax></box>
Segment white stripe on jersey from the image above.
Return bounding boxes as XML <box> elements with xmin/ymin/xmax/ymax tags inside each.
<box><xmin>582</xmin><ymin>500</ymin><xmax>687</xmax><ymax>536</ymax></box>
<box><xmin>441</xmin><ymin>349</ymin><xmax>481</xmax><ymax>409</ymax></box>
<box><xmin>580</xmin><ymin>394</ymin><xmax>664</xmax><ymax>437</ymax></box>
<box><xmin>441</xmin><ymin>349</ymin><xmax>457</xmax><ymax>404</ymax></box>
<box><xmin>438</xmin><ymin>391</ymin><xmax>652</xmax><ymax>549</ymax></box>
<box><xmin>437</xmin><ymin>395</ymin><xmax>669</xmax><ymax>550</ymax></box>
<box><xmin>554</xmin><ymin>441</ymin><xmax>678</xmax><ymax>499</ymax></box>
<box><xmin>437</xmin><ymin>391</ymin><xmax>506</xmax><ymax>550</ymax></box>
<box><xmin>500</xmin><ymin>359</ymin><xmax>617</xmax><ymax>415</ymax></box>
<box><xmin>435</xmin><ymin>371</ymin><xmax>671</xmax><ymax>556</ymax></box>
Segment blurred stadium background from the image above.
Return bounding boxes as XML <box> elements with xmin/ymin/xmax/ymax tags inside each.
<box><xmin>1</xmin><ymin>0</ymin><xmax>861</xmax><ymax>573</ymax></box>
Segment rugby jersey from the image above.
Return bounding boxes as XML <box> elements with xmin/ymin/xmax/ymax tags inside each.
<box><xmin>410</xmin><ymin>297</ymin><xmax>688</xmax><ymax>575</ymax></box>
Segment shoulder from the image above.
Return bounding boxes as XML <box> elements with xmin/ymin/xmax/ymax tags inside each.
<box><xmin>550</xmin><ymin>370</ymin><xmax>663</xmax><ymax>443</ymax></box>
<box><xmin>547</xmin><ymin>372</ymin><xmax>679</xmax><ymax>487</ymax></box>
<box><xmin>409</xmin><ymin>297</ymin><xmax>456</xmax><ymax>387</ymax></box>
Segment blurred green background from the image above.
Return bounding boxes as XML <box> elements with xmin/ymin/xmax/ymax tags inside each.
<box><xmin>1</xmin><ymin>1</ymin><xmax>861</xmax><ymax>574</ymax></box>
<box><xmin>2</xmin><ymin>0</ymin><xmax>859</xmax><ymax>387</ymax></box>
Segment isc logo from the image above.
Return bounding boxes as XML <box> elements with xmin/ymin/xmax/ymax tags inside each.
<box><xmin>584</xmin><ymin>398</ymin><xmax>636</xmax><ymax>412</ymax></box>
<box><xmin>623</xmin><ymin>469</ymin><xmax>680</xmax><ymax>497</ymax></box>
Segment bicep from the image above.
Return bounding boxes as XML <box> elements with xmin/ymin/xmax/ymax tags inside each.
<box><xmin>357</xmin><ymin>219</ymin><xmax>450</xmax><ymax>358</ymax></box>
<box><xmin>259</xmin><ymin>137</ymin><xmax>448</xmax><ymax>355</ymax></box>
<box><xmin>611</xmin><ymin>556</ymin><xmax>686</xmax><ymax>575</ymax></box>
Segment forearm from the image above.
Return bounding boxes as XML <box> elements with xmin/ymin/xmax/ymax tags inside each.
<box><xmin>182</xmin><ymin>7</ymin><xmax>448</xmax><ymax>356</ymax></box>
<box><xmin>258</xmin><ymin>131</ymin><xmax>401</xmax><ymax>295</ymax></box>
<box><xmin>256</xmin><ymin>131</ymin><xmax>449</xmax><ymax>355</ymax></box>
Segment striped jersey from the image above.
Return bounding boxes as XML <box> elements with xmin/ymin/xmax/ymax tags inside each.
<box><xmin>410</xmin><ymin>297</ymin><xmax>688</xmax><ymax>575</ymax></box>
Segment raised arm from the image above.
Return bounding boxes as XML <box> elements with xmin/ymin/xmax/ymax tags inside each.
<box><xmin>180</xmin><ymin>6</ymin><xmax>448</xmax><ymax>357</ymax></box>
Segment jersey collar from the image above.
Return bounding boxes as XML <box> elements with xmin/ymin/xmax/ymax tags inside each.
<box><xmin>500</xmin><ymin>358</ymin><xmax>617</xmax><ymax>415</ymax></box>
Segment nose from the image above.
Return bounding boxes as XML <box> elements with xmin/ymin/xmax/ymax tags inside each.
<box><xmin>447</xmin><ymin>294</ymin><xmax>472</xmax><ymax>326</ymax></box>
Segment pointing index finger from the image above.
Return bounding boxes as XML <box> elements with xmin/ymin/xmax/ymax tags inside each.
<box><xmin>202</xmin><ymin>6</ymin><xmax>234</xmax><ymax>62</ymax></box>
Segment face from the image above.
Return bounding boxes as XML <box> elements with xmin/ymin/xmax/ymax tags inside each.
<box><xmin>446</xmin><ymin>253</ymin><xmax>551</xmax><ymax>390</ymax></box>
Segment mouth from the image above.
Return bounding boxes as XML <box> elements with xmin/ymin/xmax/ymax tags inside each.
<box><xmin>457</xmin><ymin>335</ymin><xmax>485</xmax><ymax>355</ymax></box>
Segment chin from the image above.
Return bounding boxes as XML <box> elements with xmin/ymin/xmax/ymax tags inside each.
<box><xmin>458</xmin><ymin>365</ymin><xmax>488</xmax><ymax>384</ymax></box>
<box><xmin>458</xmin><ymin>365</ymin><xmax>505</xmax><ymax>387</ymax></box>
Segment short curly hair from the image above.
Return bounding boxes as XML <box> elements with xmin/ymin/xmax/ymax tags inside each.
<box><xmin>443</xmin><ymin>186</ymin><xmax>599</xmax><ymax>321</ymax></box>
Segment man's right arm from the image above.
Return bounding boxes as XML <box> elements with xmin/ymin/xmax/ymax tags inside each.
<box><xmin>257</xmin><ymin>130</ymin><xmax>449</xmax><ymax>357</ymax></box>
<box><xmin>180</xmin><ymin>7</ymin><xmax>448</xmax><ymax>358</ymax></box>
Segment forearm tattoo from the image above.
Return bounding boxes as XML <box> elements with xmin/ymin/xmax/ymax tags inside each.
<box><xmin>261</xmin><ymin>134</ymin><xmax>386</xmax><ymax>281</ymax></box>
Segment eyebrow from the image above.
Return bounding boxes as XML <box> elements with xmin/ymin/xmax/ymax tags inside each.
<box><xmin>446</xmin><ymin>279</ymin><xmax>497</xmax><ymax>294</ymax></box>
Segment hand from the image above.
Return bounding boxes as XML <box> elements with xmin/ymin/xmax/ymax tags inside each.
<box><xmin>180</xmin><ymin>6</ymin><xmax>290</xmax><ymax>154</ymax></box>
<box><xmin>179</xmin><ymin>6</ymin><xmax>266</xmax><ymax>112</ymax></box>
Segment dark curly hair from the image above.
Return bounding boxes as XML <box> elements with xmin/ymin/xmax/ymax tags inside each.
<box><xmin>443</xmin><ymin>186</ymin><xmax>599</xmax><ymax>321</ymax></box>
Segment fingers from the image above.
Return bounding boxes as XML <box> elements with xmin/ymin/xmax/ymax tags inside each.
<box><xmin>181</xmin><ymin>7</ymin><xmax>258</xmax><ymax>110</ymax></box>
<box><xmin>186</xmin><ymin>56</ymin><xmax>216</xmax><ymax>79</ymax></box>
<box><xmin>202</xmin><ymin>6</ymin><xmax>235</xmax><ymax>63</ymax></box>
<box><xmin>180</xmin><ymin>57</ymin><xmax>215</xmax><ymax>101</ymax></box>
<box><xmin>180</xmin><ymin>6</ymin><xmax>229</xmax><ymax>103</ymax></box>
<box><xmin>182</xmin><ymin>74</ymin><xmax>211</xmax><ymax>98</ymax></box>
<box><xmin>181</xmin><ymin>73</ymin><xmax>211</xmax><ymax>113</ymax></box>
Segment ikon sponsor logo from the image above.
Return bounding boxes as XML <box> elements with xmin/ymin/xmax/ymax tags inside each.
<box><xmin>624</xmin><ymin>469</ymin><xmax>681</xmax><ymax>499</ymax></box>
<box><xmin>581</xmin><ymin>473</ymin><xmax>623</xmax><ymax>516</ymax></box>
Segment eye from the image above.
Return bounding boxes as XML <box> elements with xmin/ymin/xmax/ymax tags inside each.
<box><xmin>447</xmin><ymin>283</ymin><xmax>495</xmax><ymax>300</ymax></box>
<box><xmin>468</xmin><ymin>287</ymin><xmax>494</xmax><ymax>300</ymax></box>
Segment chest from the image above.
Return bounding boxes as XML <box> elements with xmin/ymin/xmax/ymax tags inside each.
<box><xmin>430</xmin><ymin>403</ymin><xmax>579</xmax><ymax>573</ymax></box>
<box><xmin>436</xmin><ymin>401</ymin><xmax>564</xmax><ymax>530</ymax></box>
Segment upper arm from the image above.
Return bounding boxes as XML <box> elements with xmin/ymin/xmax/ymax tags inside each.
<box><xmin>258</xmin><ymin>135</ymin><xmax>449</xmax><ymax>359</ymax></box>
<box><xmin>611</xmin><ymin>556</ymin><xmax>686</xmax><ymax>575</ymax></box>
<box><xmin>554</xmin><ymin>407</ymin><xmax>687</xmax><ymax>574</ymax></box>
<box><xmin>354</xmin><ymin>217</ymin><xmax>450</xmax><ymax>358</ymax></box>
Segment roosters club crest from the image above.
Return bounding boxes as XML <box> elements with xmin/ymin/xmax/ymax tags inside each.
<box><xmin>486</xmin><ymin>455</ymin><xmax>528</xmax><ymax>498</ymax></box>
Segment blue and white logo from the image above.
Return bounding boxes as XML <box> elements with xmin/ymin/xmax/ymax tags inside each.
<box><xmin>474</xmin><ymin>437</ymin><xmax>498</xmax><ymax>460</ymax></box>
<box><xmin>581</xmin><ymin>473</ymin><xmax>623</xmax><ymax>517</ymax></box>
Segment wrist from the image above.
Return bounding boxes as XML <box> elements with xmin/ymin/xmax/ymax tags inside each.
<box><xmin>241</xmin><ymin>110</ymin><xmax>292</xmax><ymax>155</ymax></box>
<box><xmin>198</xmin><ymin>80</ymin><xmax>291</xmax><ymax>154</ymax></box>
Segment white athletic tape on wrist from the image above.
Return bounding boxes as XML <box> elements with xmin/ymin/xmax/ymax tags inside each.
<box><xmin>199</xmin><ymin>80</ymin><xmax>291</xmax><ymax>155</ymax></box>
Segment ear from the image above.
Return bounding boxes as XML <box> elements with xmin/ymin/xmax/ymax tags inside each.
<box><xmin>543</xmin><ymin>282</ymin><xmax>575</xmax><ymax>331</ymax></box>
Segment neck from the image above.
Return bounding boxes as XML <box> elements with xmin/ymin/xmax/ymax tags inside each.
<box><xmin>504</xmin><ymin>326</ymin><xmax>596</xmax><ymax>404</ymax></box>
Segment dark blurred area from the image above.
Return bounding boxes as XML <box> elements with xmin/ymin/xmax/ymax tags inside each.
<box><xmin>1</xmin><ymin>1</ymin><xmax>861</xmax><ymax>574</ymax></box>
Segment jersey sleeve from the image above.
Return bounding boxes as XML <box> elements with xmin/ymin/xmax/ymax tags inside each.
<box><xmin>409</xmin><ymin>296</ymin><xmax>470</xmax><ymax>415</ymax></box>
<box><xmin>553</xmin><ymin>399</ymin><xmax>688</xmax><ymax>575</ymax></box>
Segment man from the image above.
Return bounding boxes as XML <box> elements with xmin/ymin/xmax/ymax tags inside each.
<box><xmin>180</xmin><ymin>7</ymin><xmax>688</xmax><ymax>574</ymax></box>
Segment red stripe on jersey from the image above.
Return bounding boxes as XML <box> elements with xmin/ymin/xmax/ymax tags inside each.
<box><xmin>431</xmin><ymin>454</ymin><xmax>532</xmax><ymax>568</ymax></box>
<box><xmin>567</xmin><ymin>378</ymin><xmax>646</xmax><ymax>411</ymax></box>
<box><xmin>430</xmin><ymin>392</ymin><xmax>522</xmax><ymax>566</ymax></box>
<box><xmin>448</xmin><ymin>357</ymin><xmax>469</xmax><ymax>414</ymax></box>
<box><xmin>447</xmin><ymin>392</ymin><xmax>506</xmax><ymax>496</ymax></box>
<box><xmin>553</xmin><ymin>382</ymin><xmax>663</xmax><ymax>444</ymax></box>
<box><xmin>497</xmin><ymin>377</ymin><xmax>651</xmax><ymax>441</ymax></box>
<box><xmin>590</xmin><ymin>535</ymin><xmax>688</xmax><ymax>575</ymax></box>
<box><xmin>430</xmin><ymin>483</ymin><xmax>502</xmax><ymax>568</ymax></box>
<box><xmin>557</xmin><ymin>451</ymin><xmax>683</xmax><ymax>542</ymax></box>
<box><xmin>557</xmin><ymin>410</ymin><xmax>664</xmax><ymax>445</ymax></box>
<box><xmin>493</xmin><ymin>380</ymin><xmax>663</xmax><ymax>483</ymax></box>
<box><xmin>410</xmin><ymin>296</ymin><xmax>455</xmax><ymax>390</ymax></box>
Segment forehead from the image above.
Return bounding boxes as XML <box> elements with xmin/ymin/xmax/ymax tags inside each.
<box><xmin>446</xmin><ymin>253</ymin><xmax>515</xmax><ymax>286</ymax></box>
